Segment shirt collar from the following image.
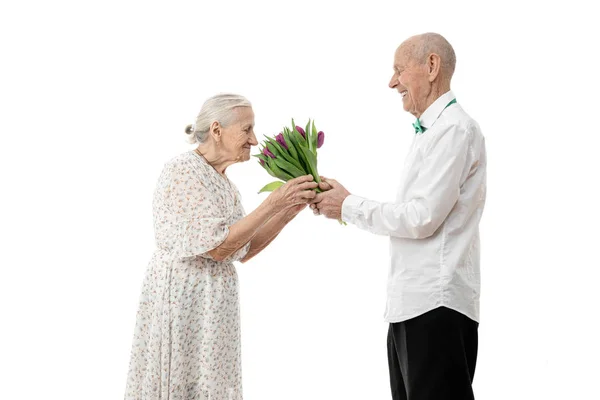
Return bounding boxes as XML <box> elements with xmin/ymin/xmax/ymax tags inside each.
<box><xmin>419</xmin><ymin>90</ymin><xmax>456</xmax><ymax>130</ymax></box>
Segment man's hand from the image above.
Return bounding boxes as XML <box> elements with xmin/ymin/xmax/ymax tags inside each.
<box><xmin>310</xmin><ymin>177</ymin><xmax>351</xmax><ymax>220</ymax></box>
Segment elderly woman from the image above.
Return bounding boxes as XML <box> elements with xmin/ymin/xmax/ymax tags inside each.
<box><xmin>124</xmin><ymin>94</ymin><xmax>316</xmax><ymax>400</ymax></box>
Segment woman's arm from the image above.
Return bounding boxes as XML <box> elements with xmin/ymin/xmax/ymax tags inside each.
<box><xmin>207</xmin><ymin>176</ymin><xmax>316</xmax><ymax>261</ymax></box>
<box><xmin>240</xmin><ymin>204</ymin><xmax>305</xmax><ymax>263</ymax></box>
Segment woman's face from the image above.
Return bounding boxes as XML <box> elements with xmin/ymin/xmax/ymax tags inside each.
<box><xmin>220</xmin><ymin>107</ymin><xmax>258</xmax><ymax>163</ymax></box>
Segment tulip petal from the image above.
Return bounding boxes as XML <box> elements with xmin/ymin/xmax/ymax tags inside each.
<box><xmin>317</xmin><ymin>131</ymin><xmax>325</xmax><ymax>148</ymax></box>
<box><xmin>263</xmin><ymin>146</ymin><xmax>276</xmax><ymax>158</ymax></box>
<box><xmin>275</xmin><ymin>133</ymin><xmax>288</xmax><ymax>149</ymax></box>
<box><xmin>291</xmin><ymin>119</ymin><xmax>305</xmax><ymax>142</ymax></box>
<box><xmin>312</xmin><ymin>121</ymin><xmax>319</xmax><ymax>154</ymax></box>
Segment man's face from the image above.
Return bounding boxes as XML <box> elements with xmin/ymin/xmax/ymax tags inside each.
<box><xmin>388</xmin><ymin>45</ymin><xmax>430</xmax><ymax>117</ymax></box>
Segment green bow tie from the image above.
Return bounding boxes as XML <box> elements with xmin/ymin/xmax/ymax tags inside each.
<box><xmin>413</xmin><ymin>119</ymin><xmax>426</xmax><ymax>134</ymax></box>
<box><xmin>412</xmin><ymin>98</ymin><xmax>457</xmax><ymax>135</ymax></box>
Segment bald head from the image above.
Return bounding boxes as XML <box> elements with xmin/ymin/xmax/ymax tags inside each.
<box><xmin>389</xmin><ymin>33</ymin><xmax>456</xmax><ymax>117</ymax></box>
<box><xmin>401</xmin><ymin>33</ymin><xmax>456</xmax><ymax>81</ymax></box>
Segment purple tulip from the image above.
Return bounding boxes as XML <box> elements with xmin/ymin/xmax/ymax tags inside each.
<box><xmin>317</xmin><ymin>131</ymin><xmax>325</xmax><ymax>148</ymax></box>
<box><xmin>275</xmin><ymin>132</ymin><xmax>288</xmax><ymax>149</ymax></box>
<box><xmin>295</xmin><ymin>126</ymin><xmax>306</xmax><ymax>138</ymax></box>
<box><xmin>262</xmin><ymin>147</ymin><xmax>276</xmax><ymax>159</ymax></box>
<box><xmin>260</xmin><ymin>158</ymin><xmax>265</xmax><ymax>166</ymax></box>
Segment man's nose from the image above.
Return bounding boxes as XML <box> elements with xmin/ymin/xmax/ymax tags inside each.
<box><xmin>389</xmin><ymin>74</ymin><xmax>398</xmax><ymax>89</ymax></box>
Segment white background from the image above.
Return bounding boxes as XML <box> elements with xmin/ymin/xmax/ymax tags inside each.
<box><xmin>1</xmin><ymin>0</ymin><xmax>599</xmax><ymax>399</ymax></box>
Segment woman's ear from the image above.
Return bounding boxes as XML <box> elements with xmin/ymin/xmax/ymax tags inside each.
<box><xmin>210</xmin><ymin>121</ymin><xmax>222</xmax><ymax>143</ymax></box>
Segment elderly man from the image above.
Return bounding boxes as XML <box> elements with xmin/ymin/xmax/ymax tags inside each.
<box><xmin>311</xmin><ymin>33</ymin><xmax>486</xmax><ymax>399</ymax></box>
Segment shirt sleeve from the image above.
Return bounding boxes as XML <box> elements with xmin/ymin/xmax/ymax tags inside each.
<box><xmin>341</xmin><ymin>124</ymin><xmax>471</xmax><ymax>239</ymax></box>
<box><xmin>166</xmin><ymin>159</ymin><xmax>230</xmax><ymax>259</ymax></box>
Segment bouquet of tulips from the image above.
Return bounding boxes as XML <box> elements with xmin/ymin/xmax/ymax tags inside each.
<box><xmin>254</xmin><ymin>119</ymin><xmax>325</xmax><ymax>193</ymax></box>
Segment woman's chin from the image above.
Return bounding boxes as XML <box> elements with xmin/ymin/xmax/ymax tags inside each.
<box><xmin>239</xmin><ymin>151</ymin><xmax>251</xmax><ymax>162</ymax></box>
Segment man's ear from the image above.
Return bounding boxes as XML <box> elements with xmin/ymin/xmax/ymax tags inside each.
<box><xmin>427</xmin><ymin>53</ymin><xmax>441</xmax><ymax>82</ymax></box>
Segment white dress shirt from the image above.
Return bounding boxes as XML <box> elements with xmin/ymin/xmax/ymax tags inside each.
<box><xmin>342</xmin><ymin>91</ymin><xmax>487</xmax><ymax>323</ymax></box>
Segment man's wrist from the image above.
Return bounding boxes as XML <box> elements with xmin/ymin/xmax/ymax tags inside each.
<box><xmin>341</xmin><ymin>194</ymin><xmax>364</xmax><ymax>223</ymax></box>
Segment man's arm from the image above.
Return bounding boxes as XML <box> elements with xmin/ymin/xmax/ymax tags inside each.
<box><xmin>314</xmin><ymin>124</ymin><xmax>472</xmax><ymax>239</ymax></box>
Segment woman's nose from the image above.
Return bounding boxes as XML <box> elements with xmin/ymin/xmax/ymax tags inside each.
<box><xmin>249</xmin><ymin>132</ymin><xmax>258</xmax><ymax>146</ymax></box>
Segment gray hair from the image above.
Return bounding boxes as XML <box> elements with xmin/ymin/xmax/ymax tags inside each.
<box><xmin>184</xmin><ymin>93</ymin><xmax>252</xmax><ymax>144</ymax></box>
<box><xmin>406</xmin><ymin>33</ymin><xmax>456</xmax><ymax>79</ymax></box>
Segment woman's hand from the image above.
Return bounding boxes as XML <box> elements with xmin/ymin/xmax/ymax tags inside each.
<box><xmin>239</xmin><ymin>179</ymin><xmax>314</xmax><ymax>263</ymax></box>
<box><xmin>288</xmin><ymin>203</ymin><xmax>308</xmax><ymax>214</ymax></box>
<box><xmin>268</xmin><ymin>175</ymin><xmax>318</xmax><ymax>213</ymax></box>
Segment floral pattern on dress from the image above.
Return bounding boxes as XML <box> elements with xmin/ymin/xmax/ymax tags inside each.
<box><xmin>125</xmin><ymin>151</ymin><xmax>250</xmax><ymax>400</ymax></box>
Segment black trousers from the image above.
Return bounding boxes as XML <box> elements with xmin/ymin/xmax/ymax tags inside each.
<box><xmin>387</xmin><ymin>306</ymin><xmax>478</xmax><ymax>400</ymax></box>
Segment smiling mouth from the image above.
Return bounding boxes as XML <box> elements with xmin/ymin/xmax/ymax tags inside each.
<box><xmin>400</xmin><ymin>90</ymin><xmax>408</xmax><ymax>98</ymax></box>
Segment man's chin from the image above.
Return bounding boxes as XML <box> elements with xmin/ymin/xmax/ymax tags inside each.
<box><xmin>402</xmin><ymin>97</ymin><xmax>411</xmax><ymax>111</ymax></box>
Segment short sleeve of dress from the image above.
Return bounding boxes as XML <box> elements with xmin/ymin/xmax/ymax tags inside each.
<box><xmin>228</xmin><ymin>243</ymin><xmax>251</xmax><ymax>262</ymax></box>
<box><xmin>166</xmin><ymin>159</ymin><xmax>229</xmax><ymax>259</ymax></box>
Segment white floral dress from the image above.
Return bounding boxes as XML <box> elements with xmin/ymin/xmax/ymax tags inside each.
<box><xmin>125</xmin><ymin>151</ymin><xmax>250</xmax><ymax>400</ymax></box>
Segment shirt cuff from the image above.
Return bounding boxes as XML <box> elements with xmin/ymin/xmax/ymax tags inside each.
<box><xmin>341</xmin><ymin>194</ymin><xmax>365</xmax><ymax>224</ymax></box>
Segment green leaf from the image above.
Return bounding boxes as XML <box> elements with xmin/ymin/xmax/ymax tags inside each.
<box><xmin>273</xmin><ymin>157</ymin><xmax>305</xmax><ymax>177</ymax></box>
<box><xmin>291</xmin><ymin>119</ymin><xmax>307</xmax><ymax>144</ymax></box>
<box><xmin>258</xmin><ymin>180</ymin><xmax>285</xmax><ymax>193</ymax></box>
<box><xmin>282</xmin><ymin>129</ymin><xmax>299</xmax><ymax>161</ymax></box>
<box><xmin>266</xmin><ymin>142</ymin><xmax>281</xmax><ymax>157</ymax></box>
<box><xmin>287</xmin><ymin>130</ymin><xmax>312</xmax><ymax>175</ymax></box>
<box><xmin>261</xmin><ymin>161</ymin><xmax>277</xmax><ymax>178</ymax></box>
<box><xmin>259</xmin><ymin>162</ymin><xmax>277</xmax><ymax>178</ymax></box>
<box><xmin>298</xmin><ymin>144</ymin><xmax>321</xmax><ymax>183</ymax></box>
<box><xmin>253</xmin><ymin>153</ymin><xmax>275</xmax><ymax>176</ymax></box>
<box><xmin>265</xmin><ymin>140</ymin><xmax>303</xmax><ymax>174</ymax></box>
<box><xmin>288</xmin><ymin>131</ymin><xmax>321</xmax><ymax>183</ymax></box>
<box><xmin>305</xmin><ymin>119</ymin><xmax>312</xmax><ymax>153</ymax></box>
<box><xmin>253</xmin><ymin>153</ymin><xmax>268</xmax><ymax>162</ymax></box>
<box><xmin>311</xmin><ymin>120</ymin><xmax>318</xmax><ymax>155</ymax></box>
<box><xmin>266</xmin><ymin>137</ymin><xmax>304</xmax><ymax>171</ymax></box>
<box><xmin>267</xmin><ymin>157</ymin><xmax>293</xmax><ymax>181</ymax></box>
